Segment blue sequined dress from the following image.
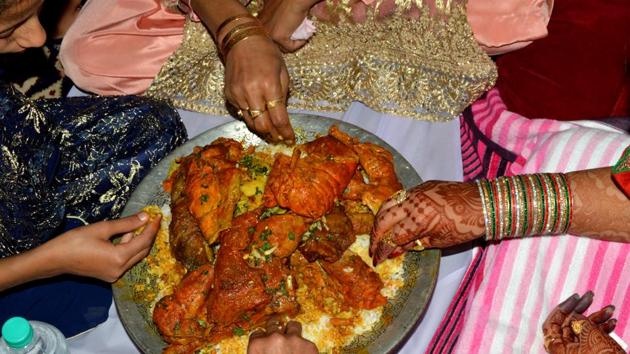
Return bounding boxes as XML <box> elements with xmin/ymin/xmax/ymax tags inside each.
<box><xmin>0</xmin><ymin>84</ymin><xmax>186</xmax><ymax>337</ymax></box>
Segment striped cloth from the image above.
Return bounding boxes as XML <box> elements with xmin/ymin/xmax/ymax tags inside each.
<box><xmin>428</xmin><ymin>88</ymin><xmax>630</xmax><ymax>353</ymax></box>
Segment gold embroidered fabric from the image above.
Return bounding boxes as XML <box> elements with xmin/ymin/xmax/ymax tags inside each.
<box><xmin>147</xmin><ymin>2</ymin><xmax>496</xmax><ymax>121</ymax></box>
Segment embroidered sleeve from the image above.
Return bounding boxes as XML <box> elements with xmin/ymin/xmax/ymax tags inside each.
<box><xmin>313</xmin><ymin>0</ymin><xmax>462</xmax><ymax>23</ymax></box>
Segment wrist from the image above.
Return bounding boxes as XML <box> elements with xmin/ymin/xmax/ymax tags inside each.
<box><xmin>221</xmin><ymin>25</ymin><xmax>268</xmax><ymax>58</ymax></box>
<box><xmin>477</xmin><ymin>173</ymin><xmax>572</xmax><ymax>242</ymax></box>
<box><xmin>33</xmin><ymin>239</ymin><xmax>65</xmax><ymax>278</ymax></box>
<box><xmin>467</xmin><ymin>182</ymin><xmax>487</xmax><ymax>240</ymax></box>
<box><xmin>216</xmin><ymin>14</ymin><xmax>258</xmax><ymax>44</ymax></box>
<box><xmin>216</xmin><ymin>16</ymin><xmax>270</xmax><ymax>59</ymax></box>
<box><xmin>0</xmin><ymin>244</ymin><xmax>61</xmax><ymax>291</ymax></box>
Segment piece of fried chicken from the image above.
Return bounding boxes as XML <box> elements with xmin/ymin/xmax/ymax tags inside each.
<box><xmin>263</xmin><ymin>133</ymin><xmax>358</xmax><ymax>218</ymax></box>
<box><xmin>184</xmin><ymin>138</ymin><xmax>243</xmax><ymax>244</ymax></box>
<box><xmin>330</xmin><ymin>126</ymin><xmax>403</xmax><ymax>214</ymax></box>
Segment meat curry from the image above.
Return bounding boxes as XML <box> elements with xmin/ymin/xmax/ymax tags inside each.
<box><xmin>152</xmin><ymin>126</ymin><xmax>403</xmax><ymax>353</ymax></box>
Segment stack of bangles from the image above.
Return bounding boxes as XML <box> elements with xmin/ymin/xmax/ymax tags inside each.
<box><xmin>476</xmin><ymin>173</ymin><xmax>573</xmax><ymax>241</ymax></box>
<box><xmin>216</xmin><ymin>14</ymin><xmax>269</xmax><ymax>59</ymax></box>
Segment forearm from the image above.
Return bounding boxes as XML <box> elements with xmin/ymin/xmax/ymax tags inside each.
<box><xmin>477</xmin><ymin>168</ymin><xmax>630</xmax><ymax>243</ymax></box>
<box><xmin>0</xmin><ymin>244</ymin><xmax>60</xmax><ymax>291</ymax></box>
<box><xmin>568</xmin><ymin>167</ymin><xmax>630</xmax><ymax>242</ymax></box>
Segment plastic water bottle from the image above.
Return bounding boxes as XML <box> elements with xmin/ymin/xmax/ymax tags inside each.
<box><xmin>0</xmin><ymin>317</ymin><xmax>69</xmax><ymax>354</ymax></box>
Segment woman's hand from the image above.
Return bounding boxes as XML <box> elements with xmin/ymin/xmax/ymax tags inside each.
<box><xmin>258</xmin><ymin>0</ymin><xmax>321</xmax><ymax>52</ymax></box>
<box><xmin>42</xmin><ymin>212</ymin><xmax>161</xmax><ymax>282</ymax></box>
<box><xmin>224</xmin><ymin>35</ymin><xmax>295</xmax><ymax>144</ymax></box>
<box><xmin>542</xmin><ymin>291</ymin><xmax>625</xmax><ymax>353</ymax></box>
<box><xmin>248</xmin><ymin>318</ymin><xmax>318</xmax><ymax>354</ymax></box>
<box><xmin>190</xmin><ymin>0</ymin><xmax>296</xmax><ymax>143</ymax></box>
<box><xmin>370</xmin><ymin>181</ymin><xmax>485</xmax><ymax>265</ymax></box>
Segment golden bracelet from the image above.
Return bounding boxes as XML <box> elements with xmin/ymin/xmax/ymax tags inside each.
<box><xmin>216</xmin><ymin>14</ymin><xmax>256</xmax><ymax>40</ymax></box>
<box><xmin>220</xmin><ymin>22</ymin><xmax>262</xmax><ymax>52</ymax></box>
<box><xmin>221</xmin><ymin>27</ymin><xmax>268</xmax><ymax>58</ymax></box>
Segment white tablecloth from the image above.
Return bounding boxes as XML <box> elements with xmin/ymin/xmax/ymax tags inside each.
<box><xmin>68</xmin><ymin>102</ymin><xmax>473</xmax><ymax>353</ymax></box>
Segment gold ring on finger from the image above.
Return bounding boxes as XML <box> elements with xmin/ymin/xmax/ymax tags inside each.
<box><xmin>236</xmin><ymin>109</ymin><xmax>244</xmax><ymax>118</ymax></box>
<box><xmin>392</xmin><ymin>189</ymin><xmax>408</xmax><ymax>205</ymax></box>
<box><xmin>248</xmin><ymin>108</ymin><xmax>265</xmax><ymax>119</ymax></box>
<box><xmin>265</xmin><ymin>98</ymin><xmax>285</xmax><ymax>110</ymax></box>
<box><xmin>249</xmin><ymin>327</ymin><xmax>266</xmax><ymax>338</ymax></box>
<box><xmin>570</xmin><ymin>320</ymin><xmax>585</xmax><ymax>335</ymax></box>
<box><xmin>410</xmin><ymin>239</ymin><xmax>425</xmax><ymax>251</ymax></box>
<box><xmin>382</xmin><ymin>232</ymin><xmax>396</xmax><ymax>248</ymax></box>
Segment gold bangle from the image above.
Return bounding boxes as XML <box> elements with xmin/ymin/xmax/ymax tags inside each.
<box><xmin>222</xmin><ymin>27</ymin><xmax>268</xmax><ymax>58</ymax></box>
<box><xmin>222</xmin><ymin>25</ymin><xmax>267</xmax><ymax>52</ymax></box>
<box><xmin>216</xmin><ymin>14</ymin><xmax>256</xmax><ymax>39</ymax></box>
<box><xmin>219</xmin><ymin>22</ymin><xmax>261</xmax><ymax>51</ymax></box>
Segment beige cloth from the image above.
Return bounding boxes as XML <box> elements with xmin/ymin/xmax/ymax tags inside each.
<box><xmin>60</xmin><ymin>0</ymin><xmax>549</xmax><ymax>97</ymax></box>
<box><xmin>146</xmin><ymin>1</ymin><xmax>497</xmax><ymax>122</ymax></box>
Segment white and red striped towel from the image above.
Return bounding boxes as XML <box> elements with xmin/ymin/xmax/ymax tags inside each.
<box><xmin>428</xmin><ymin>88</ymin><xmax>630</xmax><ymax>353</ymax></box>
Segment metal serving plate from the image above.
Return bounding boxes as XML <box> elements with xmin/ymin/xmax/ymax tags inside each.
<box><xmin>114</xmin><ymin>114</ymin><xmax>440</xmax><ymax>353</ymax></box>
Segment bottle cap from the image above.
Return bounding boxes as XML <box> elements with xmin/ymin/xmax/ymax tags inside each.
<box><xmin>1</xmin><ymin>317</ymin><xmax>33</xmax><ymax>349</ymax></box>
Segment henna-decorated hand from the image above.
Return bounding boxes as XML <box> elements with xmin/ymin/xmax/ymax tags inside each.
<box><xmin>370</xmin><ymin>181</ymin><xmax>485</xmax><ymax>265</ymax></box>
<box><xmin>542</xmin><ymin>291</ymin><xmax>625</xmax><ymax>354</ymax></box>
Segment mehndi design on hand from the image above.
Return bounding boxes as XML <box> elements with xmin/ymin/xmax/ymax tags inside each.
<box><xmin>542</xmin><ymin>291</ymin><xmax>625</xmax><ymax>354</ymax></box>
<box><xmin>370</xmin><ymin>181</ymin><xmax>485</xmax><ymax>265</ymax></box>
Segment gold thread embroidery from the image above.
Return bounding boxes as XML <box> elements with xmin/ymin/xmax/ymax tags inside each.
<box><xmin>147</xmin><ymin>3</ymin><xmax>496</xmax><ymax>122</ymax></box>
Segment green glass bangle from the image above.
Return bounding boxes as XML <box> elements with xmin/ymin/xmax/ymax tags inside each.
<box><xmin>533</xmin><ymin>174</ymin><xmax>547</xmax><ymax>235</ymax></box>
<box><xmin>477</xmin><ymin>180</ymin><xmax>491</xmax><ymax>240</ymax></box>
<box><xmin>515</xmin><ymin>175</ymin><xmax>529</xmax><ymax>238</ymax></box>
<box><xmin>502</xmin><ymin>177</ymin><xmax>513</xmax><ymax>239</ymax></box>
<box><xmin>559</xmin><ymin>173</ymin><xmax>572</xmax><ymax>233</ymax></box>
<box><xmin>542</xmin><ymin>174</ymin><xmax>559</xmax><ymax>234</ymax></box>
<box><xmin>480</xmin><ymin>179</ymin><xmax>497</xmax><ymax>241</ymax></box>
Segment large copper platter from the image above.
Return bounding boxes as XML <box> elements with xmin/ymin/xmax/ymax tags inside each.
<box><xmin>113</xmin><ymin>114</ymin><xmax>440</xmax><ymax>353</ymax></box>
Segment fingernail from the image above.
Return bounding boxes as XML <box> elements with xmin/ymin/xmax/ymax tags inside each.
<box><xmin>138</xmin><ymin>212</ymin><xmax>149</xmax><ymax>222</ymax></box>
<box><xmin>606</xmin><ymin>305</ymin><xmax>615</xmax><ymax>312</ymax></box>
<box><xmin>570</xmin><ymin>293</ymin><xmax>579</xmax><ymax>300</ymax></box>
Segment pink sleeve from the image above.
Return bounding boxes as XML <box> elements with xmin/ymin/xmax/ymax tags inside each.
<box><xmin>467</xmin><ymin>0</ymin><xmax>553</xmax><ymax>55</ymax></box>
<box><xmin>59</xmin><ymin>0</ymin><xmax>186</xmax><ymax>96</ymax></box>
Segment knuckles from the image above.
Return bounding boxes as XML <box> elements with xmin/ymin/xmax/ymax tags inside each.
<box><xmin>111</xmin><ymin>254</ymin><xmax>127</xmax><ymax>271</ymax></box>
